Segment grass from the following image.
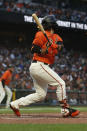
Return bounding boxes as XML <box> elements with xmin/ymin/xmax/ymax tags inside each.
<box><xmin>0</xmin><ymin>124</ymin><xmax>87</xmax><ymax>131</ymax></box>
<box><xmin>0</xmin><ymin>106</ymin><xmax>87</xmax><ymax>131</ymax></box>
<box><xmin>0</xmin><ymin>106</ymin><xmax>87</xmax><ymax>114</ymax></box>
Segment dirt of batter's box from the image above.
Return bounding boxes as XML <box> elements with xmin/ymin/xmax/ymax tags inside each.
<box><xmin>0</xmin><ymin>112</ymin><xmax>87</xmax><ymax>124</ymax></box>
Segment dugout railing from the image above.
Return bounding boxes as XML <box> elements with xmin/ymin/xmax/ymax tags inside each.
<box><xmin>1</xmin><ymin>89</ymin><xmax>87</xmax><ymax>107</ymax></box>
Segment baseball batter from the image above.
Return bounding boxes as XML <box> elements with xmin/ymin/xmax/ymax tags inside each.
<box><xmin>10</xmin><ymin>15</ymin><xmax>80</xmax><ymax>117</ymax></box>
<box><xmin>0</xmin><ymin>65</ymin><xmax>14</xmax><ymax>108</ymax></box>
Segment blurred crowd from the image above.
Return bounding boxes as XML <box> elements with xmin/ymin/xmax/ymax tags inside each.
<box><xmin>0</xmin><ymin>46</ymin><xmax>33</xmax><ymax>90</ymax></box>
<box><xmin>0</xmin><ymin>0</ymin><xmax>87</xmax><ymax>105</ymax></box>
<box><xmin>0</xmin><ymin>0</ymin><xmax>87</xmax><ymax>23</ymax></box>
<box><xmin>0</xmin><ymin>46</ymin><xmax>87</xmax><ymax>93</ymax></box>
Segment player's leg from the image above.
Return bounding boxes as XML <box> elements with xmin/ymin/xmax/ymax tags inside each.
<box><xmin>10</xmin><ymin>82</ymin><xmax>47</xmax><ymax>116</ymax></box>
<box><xmin>5</xmin><ymin>86</ymin><xmax>12</xmax><ymax>108</ymax></box>
<box><xmin>10</xmin><ymin>64</ymin><xmax>48</xmax><ymax>117</ymax></box>
<box><xmin>37</xmin><ymin>64</ymin><xmax>80</xmax><ymax>117</ymax></box>
<box><xmin>11</xmin><ymin>79</ymin><xmax>47</xmax><ymax>109</ymax></box>
<box><xmin>0</xmin><ymin>81</ymin><xmax>5</xmax><ymax>104</ymax></box>
<box><xmin>55</xmin><ymin>76</ymin><xmax>80</xmax><ymax>117</ymax></box>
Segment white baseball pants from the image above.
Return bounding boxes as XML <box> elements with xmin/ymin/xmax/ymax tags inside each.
<box><xmin>11</xmin><ymin>61</ymin><xmax>66</xmax><ymax>109</ymax></box>
<box><xmin>0</xmin><ymin>81</ymin><xmax>12</xmax><ymax>108</ymax></box>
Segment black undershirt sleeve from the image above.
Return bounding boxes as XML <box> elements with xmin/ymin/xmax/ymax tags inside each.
<box><xmin>56</xmin><ymin>41</ymin><xmax>63</xmax><ymax>45</ymax></box>
<box><xmin>31</xmin><ymin>44</ymin><xmax>41</xmax><ymax>54</ymax></box>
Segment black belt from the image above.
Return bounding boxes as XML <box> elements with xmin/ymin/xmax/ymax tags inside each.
<box><xmin>32</xmin><ymin>60</ymin><xmax>48</xmax><ymax>65</ymax></box>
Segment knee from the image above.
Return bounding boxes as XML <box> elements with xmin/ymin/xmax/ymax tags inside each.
<box><xmin>37</xmin><ymin>91</ymin><xmax>46</xmax><ymax>101</ymax></box>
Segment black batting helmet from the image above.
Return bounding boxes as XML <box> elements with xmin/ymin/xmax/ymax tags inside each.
<box><xmin>42</xmin><ymin>15</ymin><xmax>58</xmax><ymax>33</ymax></box>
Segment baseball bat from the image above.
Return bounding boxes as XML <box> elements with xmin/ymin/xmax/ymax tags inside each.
<box><xmin>32</xmin><ymin>13</ymin><xmax>51</xmax><ymax>46</ymax></box>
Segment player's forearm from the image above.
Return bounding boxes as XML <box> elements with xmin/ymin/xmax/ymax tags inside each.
<box><xmin>31</xmin><ymin>44</ymin><xmax>48</xmax><ymax>55</ymax></box>
<box><xmin>31</xmin><ymin>44</ymin><xmax>41</xmax><ymax>54</ymax></box>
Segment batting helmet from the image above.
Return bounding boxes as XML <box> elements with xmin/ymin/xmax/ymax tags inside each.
<box><xmin>42</xmin><ymin>15</ymin><xmax>58</xmax><ymax>33</ymax></box>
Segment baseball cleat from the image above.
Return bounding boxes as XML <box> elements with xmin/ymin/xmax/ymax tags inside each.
<box><xmin>61</xmin><ymin>107</ymin><xmax>80</xmax><ymax>118</ymax></box>
<box><xmin>10</xmin><ymin>104</ymin><xmax>21</xmax><ymax>117</ymax></box>
<box><xmin>69</xmin><ymin>108</ymin><xmax>80</xmax><ymax>117</ymax></box>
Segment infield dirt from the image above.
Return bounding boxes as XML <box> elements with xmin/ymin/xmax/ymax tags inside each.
<box><xmin>0</xmin><ymin>112</ymin><xmax>87</xmax><ymax>124</ymax></box>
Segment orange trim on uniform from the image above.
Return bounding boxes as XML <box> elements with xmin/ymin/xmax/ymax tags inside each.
<box><xmin>40</xmin><ymin>64</ymin><xmax>64</xmax><ymax>100</ymax></box>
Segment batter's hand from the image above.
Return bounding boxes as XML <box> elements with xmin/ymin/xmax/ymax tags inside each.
<box><xmin>40</xmin><ymin>48</ymin><xmax>47</xmax><ymax>55</ymax></box>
